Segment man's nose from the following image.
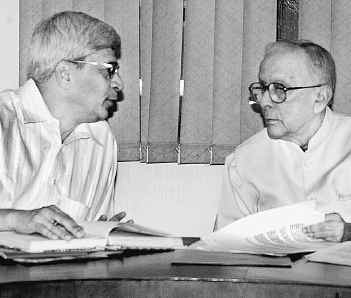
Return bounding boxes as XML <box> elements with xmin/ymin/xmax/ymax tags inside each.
<box><xmin>108</xmin><ymin>72</ymin><xmax>124</xmax><ymax>100</ymax></box>
<box><xmin>259</xmin><ymin>88</ymin><xmax>273</xmax><ymax>108</ymax></box>
<box><xmin>111</xmin><ymin>72</ymin><xmax>124</xmax><ymax>92</ymax></box>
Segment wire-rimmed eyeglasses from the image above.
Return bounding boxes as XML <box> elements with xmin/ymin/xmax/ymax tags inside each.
<box><xmin>64</xmin><ymin>60</ymin><xmax>120</xmax><ymax>80</ymax></box>
<box><xmin>248</xmin><ymin>82</ymin><xmax>326</xmax><ymax>104</ymax></box>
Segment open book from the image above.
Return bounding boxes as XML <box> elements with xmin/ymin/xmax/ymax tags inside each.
<box><xmin>195</xmin><ymin>200</ymin><xmax>337</xmax><ymax>256</ymax></box>
<box><xmin>0</xmin><ymin>221</ymin><xmax>185</xmax><ymax>253</ymax></box>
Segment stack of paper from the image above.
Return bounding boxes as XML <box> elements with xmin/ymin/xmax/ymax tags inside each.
<box><xmin>0</xmin><ymin>221</ymin><xmax>184</xmax><ymax>253</ymax></box>
<box><xmin>196</xmin><ymin>201</ymin><xmax>336</xmax><ymax>256</ymax></box>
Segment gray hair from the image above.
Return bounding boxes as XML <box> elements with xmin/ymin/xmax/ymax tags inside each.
<box><xmin>27</xmin><ymin>11</ymin><xmax>121</xmax><ymax>84</ymax></box>
<box><xmin>263</xmin><ymin>40</ymin><xmax>336</xmax><ymax>103</ymax></box>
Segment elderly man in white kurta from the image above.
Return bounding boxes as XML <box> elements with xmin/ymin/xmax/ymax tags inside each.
<box><xmin>216</xmin><ymin>40</ymin><xmax>351</xmax><ymax>242</ymax></box>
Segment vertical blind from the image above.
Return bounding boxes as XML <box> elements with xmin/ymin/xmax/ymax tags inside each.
<box><xmin>20</xmin><ymin>0</ymin><xmax>351</xmax><ymax>164</ymax></box>
<box><xmin>142</xmin><ymin>0</ymin><xmax>277</xmax><ymax>164</ymax></box>
<box><xmin>299</xmin><ymin>0</ymin><xmax>351</xmax><ymax>114</ymax></box>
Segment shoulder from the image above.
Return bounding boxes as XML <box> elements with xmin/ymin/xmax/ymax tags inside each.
<box><xmin>328</xmin><ymin>110</ymin><xmax>351</xmax><ymax>137</ymax></box>
<box><xmin>225</xmin><ymin>129</ymin><xmax>270</xmax><ymax>167</ymax></box>
<box><xmin>331</xmin><ymin>110</ymin><xmax>351</xmax><ymax>125</ymax></box>
<box><xmin>0</xmin><ymin>88</ymin><xmax>20</xmax><ymax>123</ymax></box>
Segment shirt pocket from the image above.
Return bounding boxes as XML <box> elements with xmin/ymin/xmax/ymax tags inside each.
<box><xmin>56</xmin><ymin>195</ymin><xmax>89</xmax><ymax>221</ymax></box>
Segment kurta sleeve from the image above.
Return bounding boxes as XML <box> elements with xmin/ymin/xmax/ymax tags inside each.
<box><xmin>215</xmin><ymin>152</ymin><xmax>260</xmax><ymax>229</ymax></box>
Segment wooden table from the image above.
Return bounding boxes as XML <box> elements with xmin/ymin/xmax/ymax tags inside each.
<box><xmin>1</xmin><ymin>250</ymin><xmax>351</xmax><ymax>298</ymax></box>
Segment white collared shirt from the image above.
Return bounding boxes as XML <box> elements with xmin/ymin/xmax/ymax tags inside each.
<box><xmin>0</xmin><ymin>79</ymin><xmax>117</xmax><ymax>221</ymax></box>
<box><xmin>217</xmin><ymin>108</ymin><xmax>351</xmax><ymax>229</ymax></box>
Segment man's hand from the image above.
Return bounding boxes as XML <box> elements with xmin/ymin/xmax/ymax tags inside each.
<box><xmin>303</xmin><ymin>213</ymin><xmax>345</xmax><ymax>242</ymax></box>
<box><xmin>98</xmin><ymin>211</ymin><xmax>133</xmax><ymax>223</ymax></box>
<box><xmin>8</xmin><ymin>205</ymin><xmax>85</xmax><ymax>240</ymax></box>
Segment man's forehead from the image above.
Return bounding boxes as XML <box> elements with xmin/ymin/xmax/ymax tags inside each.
<box><xmin>259</xmin><ymin>50</ymin><xmax>310</xmax><ymax>80</ymax></box>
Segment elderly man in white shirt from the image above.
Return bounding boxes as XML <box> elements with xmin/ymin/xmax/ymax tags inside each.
<box><xmin>0</xmin><ymin>11</ymin><xmax>125</xmax><ymax>240</ymax></box>
<box><xmin>216</xmin><ymin>40</ymin><xmax>351</xmax><ymax>242</ymax></box>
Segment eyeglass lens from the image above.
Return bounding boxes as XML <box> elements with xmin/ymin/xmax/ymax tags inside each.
<box><xmin>107</xmin><ymin>62</ymin><xmax>119</xmax><ymax>79</ymax></box>
<box><xmin>251</xmin><ymin>83</ymin><xmax>286</xmax><ymax>103</ymax></box>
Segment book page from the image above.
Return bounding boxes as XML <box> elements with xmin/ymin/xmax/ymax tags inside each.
<box><xmin>108</xmin><ymin>231</ymin><xmax>184</xmax><ymax>249</ymax></box>
<box><xmin>0</xmin><ymin>221</ymin><xmax>119</xmax><ymax>253</ymax></box>
<box><xmin>114</xmin><ymin>222</ymin><xmax>171</xmax><ymax>237</ymax></box>
<box><xmin>0</xmin><ymin>221</ymin><xmax>178</xmax><ymax>253</ymax></box>
<box><xmin>0</xmin><ymin>231</ymin><xmax>107</xmax><ymax>253</ymax></box>
<box><xmin>79</xmin><ymin>221</ymin><xmax>119</xmax><ymax>238</ymax></box>
<box><xmin>80</xmin><ymin>221</ymin><xmax>171</xmax><ymax>237</ymax></box>
<box><xmin>197</xmin><ymin>201</ymin><xmax>336</xmax><ymax>255</ymax></box>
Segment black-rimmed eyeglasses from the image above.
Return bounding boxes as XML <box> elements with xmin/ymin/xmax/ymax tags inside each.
<box><xmin>64</xmin><ymin>60</ymin><xmax>120</xmax><ymax>80</ymax></box>
<box><xmin>248</xmin><ymin>82</ymin><xmax>326</xmax><ymax>104</ymax></box>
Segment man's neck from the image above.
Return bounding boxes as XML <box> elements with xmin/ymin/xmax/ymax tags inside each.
<box><xmin>38</xmin><ymin>81</ymin><xmax>80</xmax><ymax>141</ymax></box>
<box><xmin>290</xmin><ymin>110</ymin><xmax>326</xmax><ymax>150</ymax></box>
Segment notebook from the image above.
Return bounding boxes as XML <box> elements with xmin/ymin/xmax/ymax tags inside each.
<box><xmin>0</xmin><ymin>221</ymin><xmax>185</xmax><ymax>253</ymax></box>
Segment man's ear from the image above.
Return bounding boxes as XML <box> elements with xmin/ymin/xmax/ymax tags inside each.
<box><xmin>313</xmin><ymin>85</ymin><xmax>332</xmax><ymax>114</ymax></box>
<box><xmin>54</xmin><ymin>61</ymin><xmax>72</xmax><ymax>88</ymax></box>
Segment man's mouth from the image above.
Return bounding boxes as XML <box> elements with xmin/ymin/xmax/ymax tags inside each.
<box><xmin>264</xmin><ymin>118</ymin><xmax>280</xmax><ymax>125</ymax></box>
<box><xmin>104</xmin><ymin>99</ymin><xmax>114</xmax><ymax>107</ymax></box>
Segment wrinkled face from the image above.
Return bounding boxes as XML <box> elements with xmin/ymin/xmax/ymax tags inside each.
<box><xmin>258</xmin><ymin>49</ymin><xmax>321</xmax><ymax>143</ymax></box>
<box><xmin>70</xmin><ymin>48</ymin><xmax>124</xmax><ymax>123</ymax></box>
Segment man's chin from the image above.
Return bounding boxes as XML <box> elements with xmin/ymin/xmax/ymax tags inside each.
<box><xmin>103</xmin><ymin>100</ymin><xmax>118</xmax><ymax>119</ymax></box>
<box><xmin>266</xmin><ymin>127</ymin><xmax>284</xmax><ymax>139</ymax></box>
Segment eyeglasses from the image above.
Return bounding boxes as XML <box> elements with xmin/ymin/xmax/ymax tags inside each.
<box><xmin>248</xmin><ymin>82</ymin><xmax>326</xmax><ymax>104</ymax></box>
<box><xmin>64</xmin><ymin>60</ymin><xmax>120</xmax><ymax>80</ymax></box>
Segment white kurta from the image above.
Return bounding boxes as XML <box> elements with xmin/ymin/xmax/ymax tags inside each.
<box><xmin>217</xmin><ymin>107</ymin><xmax>351</xmax><ymax>228</ymax></box>
<box><xmin>0</xmin><ymin>79</ymin><xmax>118</xmax><ymax>221</ymax></box>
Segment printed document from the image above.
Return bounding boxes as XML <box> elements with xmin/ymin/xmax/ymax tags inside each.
<box><xmin>196</xmin><ymin>201</ymin><xmax>336</xmax><ymax>255</ymax></box>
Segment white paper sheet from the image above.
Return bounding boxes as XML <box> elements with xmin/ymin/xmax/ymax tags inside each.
<box><xmin>197</xmin><ymin>201</ymin><xmax>336</xmax><ymax>255</ymax></box>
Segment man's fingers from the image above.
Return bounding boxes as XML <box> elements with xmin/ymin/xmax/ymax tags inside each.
<box><xmin>98</xmin><ymin>215</ymin><xmax>108</xmax><ymax>221</ymax></box>
<box><xmin>33</xmin><ymin>206</ymin><xmax>84</xmax><ymax>239</ymax></box>
<box><xmin>34</xmin><ymin>224</ymin><xmax>59</xmax><ymax>240</ymax></box>
<box><xmin>304</xmin><ymin>220</ymin><xmax>343</xmax><ymax>242</ymax></box>
<box><xmin>46</xmin><ymin>205</ymin><xmax>85</xmax><ymax>238</ymax></box>
<box><xmin>35</xmin><ymin>214</ymin><xmax>74</xmax><ymax>240</ymax></box>
<box><xmin>109</xmin><ymin>211</ymin><xmax>127</xmax><ymax>222</ymax></box>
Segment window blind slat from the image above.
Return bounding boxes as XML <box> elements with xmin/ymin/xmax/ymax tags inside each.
<box><xmin>19</xmin><ymin>0</ymin><xmax>44</xmax><ymax>85</ymax></box>
<box><xmin>180</xmin><ymin>0</ymin><xmax>216</xmax><ymax>164</ymax></box>
<box><xmin>331</xmin><ymin>0</ymin><xmax>351</xmax><ymax>114</ymax></box>
<box><xmin>140</xmin><ymin>0</ymin><xmax>153</xmax><ymax>161</ymax></box>
<box><xmin>299</xmin><ymin>0</ymin><xmax>351</xmax><ymax>114</ymax></box>
<box><xmin>277</xmin><ymin>0</ymin><xmax>298</xmax><ymax>40</ymax></box>
<box><xmin>72</xmin><ymin>0</ymin><xmax>104</xmax><ymax>20</ymax></box>
<box><xmin>212</xmin><ymin>0</ymin><xmax>244</xmax><ymax>164</ymax></box>
<box><xmin>240</xmin><ymin>0</ymin><xmax>277</xmax><ymax>142</ymax></box>
<box><xmin>143</xmin><ymin>0</ymin><xmax>183</xmax><ymax>163</ymax></box>
<box><xmin>299</xmin><ymin>0</ymin><xmax>332</xmax><ymax>50</ymax></box>
<box><xmin>42</xmin><ymin>0</ymin><xmax>73</xmax><ymax>16</ymax></box>
<box><xmin>105</xmin><ymin>0</ymin><xmax>140</xmax><ymax>161</ymax></box>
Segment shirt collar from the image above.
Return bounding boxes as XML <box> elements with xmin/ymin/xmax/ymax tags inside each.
<box><xmin>19</xmin><ymin>79</ymin><xmax>55</xmax><ymax>123</ymax></box>
<box><xmin>65</xmin><ymin>123</ymin><xmax>104</xmax><ymax>147</ymax></box>
<box><xmin>19</xmin><ymin>79</ymin><xmax>103</xmax><ymax>146</ymax></box>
